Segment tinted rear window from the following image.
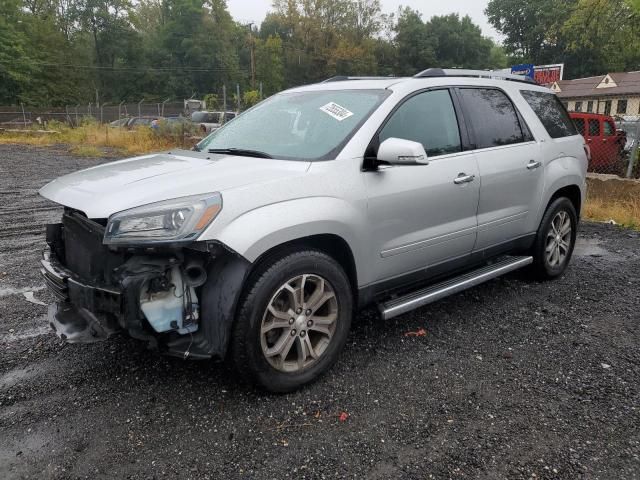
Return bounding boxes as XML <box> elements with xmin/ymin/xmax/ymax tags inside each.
<box><xmin>458</xmin><ymin>88</ymin><xmax>525</xmax><ymax>149</ymax></box>
<box><xmin>521</xmin><ymin>90</ymin><xmax>577</xmax><ymax>138</ymax></box>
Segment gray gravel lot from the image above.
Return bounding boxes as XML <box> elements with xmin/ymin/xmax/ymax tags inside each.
<box><xmin>0</xmin><ymin>144</ymin><xmax>639</xmax><ymax>479</ymax></box>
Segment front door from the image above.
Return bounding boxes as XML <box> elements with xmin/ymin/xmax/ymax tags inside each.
<box><xmin>365</xmin><ymin>89</ymin><xmax>479</xmax><ymax>284</ymax></box>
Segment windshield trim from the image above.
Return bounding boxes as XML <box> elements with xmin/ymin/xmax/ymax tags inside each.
<box><xmin>195</xmin><ymin>89</ymin><xmax>392</xmax><ymax>162</ymax></box>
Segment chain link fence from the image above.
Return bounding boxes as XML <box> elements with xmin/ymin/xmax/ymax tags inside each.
<box><xmin>0</xmin><ymin>83</ymin><xmax>262</xmax><ymax>129</ymax></box>
<box><xmin>570</xmin><ymin>115</ymin><xmax>640</xmax><ymax>179</ymax></box>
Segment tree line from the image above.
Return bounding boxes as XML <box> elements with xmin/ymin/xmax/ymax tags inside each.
<box><xmin>0</xmin><ymin>0</ymin><xmax>638</xmax><ymax>107</ymax></box>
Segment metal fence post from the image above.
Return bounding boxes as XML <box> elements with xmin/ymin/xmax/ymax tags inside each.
<box><xmin>75</xmin><ymin>104</ymin><xmax>79</xmax><ymax>127</ymax></box>
<box><xmin>223</xmin><ymin>85</ymin><xmax>227</xmax><ymax>113</ymax></box>
<box><xmin>138</xmin><ymin>98</ymin><xmax>144</xmax><ymax>118</ymax></box>
<box><xmin>161</xmin><ymin>97</ymin><xmax>170</xmax><ymax>117</ymax></box>
<box><xmin>118</xmin><ymin>100</ymin><xmax>124</xmax><ymax>120</ymax></box>
<box><xmin>627</xmin><ymin>120</ymin><xmax>640</xmax><ymax>178</ymax></box>
<box><xmin>20</xmin><ymin>102</ymin><xmax>27</xmax><ymax>127</ymax></box>
<box><xmin>237</xmin><ymin>83</ymin><xmax>241</xmax><ymax>112</ymax></box>
<box><xmin>259</xmin><ymin>82</ymin><xmax>263</xmax><ymax>100</ymax></box>
<box><xmin>100</xmin><ymin>102</ymin><xmax>108</xmax><ymax>123</ymax></box>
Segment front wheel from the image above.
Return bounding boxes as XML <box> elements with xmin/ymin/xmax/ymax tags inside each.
<box><xmin>530</xmin><ymin>197</ymin><xmax>578</xmax><ymax>279</ymax></box>
<box><xmin>231</xmin><ymin>250</ymin><xmax>353</xmax><ymax>392</ymax></box>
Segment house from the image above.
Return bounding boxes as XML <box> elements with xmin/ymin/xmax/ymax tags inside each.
<box><xmin>550</xmin><ymin>72</ymin><xmax>640</xmax><ymax>117</ymax></box>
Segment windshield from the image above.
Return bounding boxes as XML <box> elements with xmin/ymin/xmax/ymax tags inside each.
<box><xmin>196</xmin><ymin>89</ymin><xmax>389</xmax><ymax>160</ymax></box>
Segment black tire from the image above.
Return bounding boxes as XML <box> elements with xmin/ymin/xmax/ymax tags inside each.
<box><xmin>231</xmin><ymin>249</ymin><xmax>353</xmax><ymax>393</ymax></box>
<box><xmin>530</xmin><ymin>197</ymin><xmax>578</xmax><ymax>280</ymax></box>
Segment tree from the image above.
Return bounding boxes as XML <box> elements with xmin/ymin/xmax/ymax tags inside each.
<box><xmin>562</xmin><ymin>0</ymin><xmax>640</xmax><ymax>77</ymax></box>
<box><xmin>485</xmin><ymin>0</ymin><xmax>577</xmax><ymax>63</ymax></box>
<box><xmin>0</xmin><ymin>0</ymin><xmax>30</xmax><ymax>103</ymax></box>
<box><xmin>255</xmin><ymin>35</ymin><xmax>285</xmax><ymax>95</ymax></box>
<box><xmin>426</xmin><ymin>14</ymin><xmax>495</xmax><ymax>69</ymax></box>
<box><xmin>394</xmin><ymin>8</ymin><xmax>436</xmax><ymax>76</ymax></box>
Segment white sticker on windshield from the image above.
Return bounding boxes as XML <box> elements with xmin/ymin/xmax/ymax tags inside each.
<box><xmin>319</xmin><ymin>102</ymin><xmax>354</xmax><ymax>121</ymax></box>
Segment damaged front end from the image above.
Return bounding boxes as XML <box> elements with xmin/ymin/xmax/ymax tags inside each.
<box><xmin>41</xmin><ymin>210</ymin><xmax>249</xmax><ymax>360</ymax></box>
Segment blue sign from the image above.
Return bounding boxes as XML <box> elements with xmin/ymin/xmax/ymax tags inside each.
<box><xmin>511</xmin><ymin>64</ymin><xmax>535</xmax><ymax>80</ymax></box>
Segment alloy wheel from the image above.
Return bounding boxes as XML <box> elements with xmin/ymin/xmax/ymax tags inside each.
<box><xmin>546</xmin><ymin>210</ymin><xmax>572</xmax><ymax>268</ymax></box>
<box><xmin>260</xmin><ymin>274</ymin><xmax>338</xmax><ymax>373</ymax></box>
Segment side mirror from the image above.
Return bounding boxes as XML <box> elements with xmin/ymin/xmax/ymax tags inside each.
<box><xmin>377</xmin><ymin>138</ymin><xmax>429</xmax><ymax>165</ymax></box>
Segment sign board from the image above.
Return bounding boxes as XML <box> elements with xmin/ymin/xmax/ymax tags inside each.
<box><xmin>511</xmin><ymin>64</ymin><xmax>535</xmax><ymax>80</ymax></box>
<box><xmin>510</xmin><ymin>63</ymin><xmax>565</xmax><ymax>85</ymax></box>
<box><xmin>533</xmin><ymin>64</ymin><xmax>564</xmax><ymax>85</ymax></box>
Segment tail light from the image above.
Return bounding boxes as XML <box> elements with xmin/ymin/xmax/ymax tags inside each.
<box><xmin>583</xmin><ymin>144</ymin><xmax>591</xmax><ymax>162</ymax></box>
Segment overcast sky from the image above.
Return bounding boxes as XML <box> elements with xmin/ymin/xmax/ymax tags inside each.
<box><xmin>227</xmin><ymin>0</ymin><xmax>499</xmax><ymax>39</ymax></box>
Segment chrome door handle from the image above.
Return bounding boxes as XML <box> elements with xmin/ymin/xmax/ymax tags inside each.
<box><xmin>454</xmin><ymin>173</ymin><xmax>476</xmax><ymax>185</ymax></box>
<box><xmin>527</xmin><ymin>160</ymin><xmax>542</xmax><ymax>170</ymax></box>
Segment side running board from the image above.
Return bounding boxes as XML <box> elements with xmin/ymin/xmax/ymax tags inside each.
<box><xmin>379</xmin><ymin>256</ymin><xmax>533</xmax><ymax>320</ymax></box>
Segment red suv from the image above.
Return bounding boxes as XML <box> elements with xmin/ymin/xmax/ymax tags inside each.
<box><xmin>570</xmin><ymin>112</ymin><xmax>626</xmax><ymax>173</ymax></box>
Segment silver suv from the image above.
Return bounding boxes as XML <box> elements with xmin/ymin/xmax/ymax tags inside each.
<box><xmin>39</xmin><ymin>69</ymin><xmax>588</xmax><ymax>392</ymax></box>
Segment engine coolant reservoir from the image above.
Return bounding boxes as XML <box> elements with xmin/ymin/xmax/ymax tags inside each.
<box><xmin>140</xmin><ymin>266</ymin><xmax>199</xmax><ymax>334</ymax></box>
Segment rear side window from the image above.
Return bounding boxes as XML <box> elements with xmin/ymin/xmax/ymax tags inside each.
<box><xmin>379</xmin><ymin>89</ymin><xmax>462</xmax><ymax>157</ymax></box>
<box><xmin>521</xmin><ymin>90</ymin><xmax>577</xmax><ymax>138</ymax></box>
<box><xmin>573</xmin><ymin>118</ymin><xmax>585</xmax><ymax>135</ymax></box>
<box><xmin>458</xmin><ymin>88</ymin><xmax>525</xmax><ymax>149</ymax></box>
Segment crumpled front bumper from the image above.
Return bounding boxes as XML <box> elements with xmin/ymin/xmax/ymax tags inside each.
<box><xmin>41</xmin><ymin>248</ymin><xmax>123</xmax><ymax>342</ymax></box>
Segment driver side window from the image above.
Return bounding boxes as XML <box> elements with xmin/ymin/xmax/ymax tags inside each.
<box><xmin>379</xmin><ymin>89</ymin><xmax>462</xmax><ymax>157</ymax></box>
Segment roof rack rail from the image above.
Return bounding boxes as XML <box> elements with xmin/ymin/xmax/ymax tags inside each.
<box><xmin>322</xmin><ymin>76</ymin><xmax>397</xmax><ymax>83</ymax></box>
<box><xmin>414</xmin><ymin>68</ymin><xmax>536</xmax><ymax>84</ymax></box>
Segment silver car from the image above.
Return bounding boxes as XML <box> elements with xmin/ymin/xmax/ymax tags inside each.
<box><xmin>39</xmin><ymin>69</ymin><xmax>588</xmax><ymax>392</ymax></box>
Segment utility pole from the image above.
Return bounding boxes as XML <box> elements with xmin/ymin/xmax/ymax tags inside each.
<box><xmin>245</xmin><ymin>22</ymin><xmax>256</xmax><ymax>90</ymax></box>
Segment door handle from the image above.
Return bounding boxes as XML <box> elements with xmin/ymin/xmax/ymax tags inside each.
<box><xmin>527</xmin><ymin>160</ymin><xmax>542</xmax><ymax>170</ymax></box>
<box><xmin>454</xmin><ymin>173</ymin><xmax>476</xmax><ymax>185</ymax></box>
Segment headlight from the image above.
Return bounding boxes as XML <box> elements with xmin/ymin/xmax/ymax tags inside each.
<box><xmin>104</xmin><ymin>193</ymin><xmax>222</xmax><ymax>245</ymax></box>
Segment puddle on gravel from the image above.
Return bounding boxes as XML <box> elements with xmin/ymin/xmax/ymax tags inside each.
<box><xmin>573</xmin><ymin>238</ymin><xmax>625</xmax><ymax>261</ymax></box>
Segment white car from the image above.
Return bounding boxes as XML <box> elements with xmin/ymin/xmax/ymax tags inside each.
<box><xmin>191</xmin><ymin>111</ymin><xmax>237</xmax><ymax>133</ymax></box>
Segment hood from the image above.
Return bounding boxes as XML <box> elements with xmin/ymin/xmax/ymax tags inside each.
<box><xmin>40</xmin><ymin>150</ymin><xmax>310</xmax><ymax>218</ymax></box>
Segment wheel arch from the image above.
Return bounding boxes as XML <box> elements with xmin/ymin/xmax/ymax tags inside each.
<box><xmin>547</xmin><ymin>184</ymin><xmax>583</xmax><ymax>218</ymax></box>
<box><xmin>249</xmin><ymin>233</ymin><xmax>358</xmax><ymax>297</ymax></box>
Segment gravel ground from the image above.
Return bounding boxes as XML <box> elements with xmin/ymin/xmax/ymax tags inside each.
<box><xmin>0</xmin><ymin>144</ymin><xmax>639</xmax><ymax>480</ymax></box>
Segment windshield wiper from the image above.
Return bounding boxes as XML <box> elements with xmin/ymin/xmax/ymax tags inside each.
<box><xmin>208</xmin><ymin>148</ymin><xmax>273</xmax><ymax>158</ymax></box>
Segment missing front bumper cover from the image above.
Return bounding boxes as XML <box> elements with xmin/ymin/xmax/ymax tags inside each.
<box><xmin>48</xmin><ymin>303</ymin><xmax>121</xmax><ymax>343</ymax></box>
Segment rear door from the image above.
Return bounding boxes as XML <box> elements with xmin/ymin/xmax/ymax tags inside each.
<box><xmin>456</xmin><ymin>87</ymin><xmax>543</xmax><ymax>251</ymax></box>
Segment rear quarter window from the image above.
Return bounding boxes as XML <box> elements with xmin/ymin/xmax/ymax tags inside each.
<box><xmin>521</xmin><ymin>90</ymin><xmax>578</xmax><ymax>139</ymax></box>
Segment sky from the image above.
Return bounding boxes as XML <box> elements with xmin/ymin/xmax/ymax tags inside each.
<box><xmin>226</xmin><ymin>0</ymin><xmax>499</xmax><ymax>39</ymax></box>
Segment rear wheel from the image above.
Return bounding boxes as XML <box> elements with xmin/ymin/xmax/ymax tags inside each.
<box><xmin>530</xmin><ymin>197</ymin><xmax>578</xmax><ymax>279</ymax></box>
<box><xmin>231</xmin><ymin>250</ymin><xmax>352</xmax><ymax>392</ymax></box>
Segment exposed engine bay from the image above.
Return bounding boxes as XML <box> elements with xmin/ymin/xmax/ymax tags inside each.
<box><xmin>41</xmin><ymin>209</ymin><xmax>249</xmax><ymax>360</ymax></box>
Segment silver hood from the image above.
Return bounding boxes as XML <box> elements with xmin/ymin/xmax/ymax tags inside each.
<box><xmin>39</xmin><ymin>150</ymin><xmax>310</xmax><ymax>218</ymax></box>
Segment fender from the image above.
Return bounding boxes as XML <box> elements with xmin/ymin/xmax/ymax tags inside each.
<box><xmin>537</xmin><ymin>155</ymin><xmax>587</xmax><ymax>224</ymax></box>
<box><xmin>213</xmin><ymin>196</ymin><xmax>371</xmax><ymax>286</ymax></box>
